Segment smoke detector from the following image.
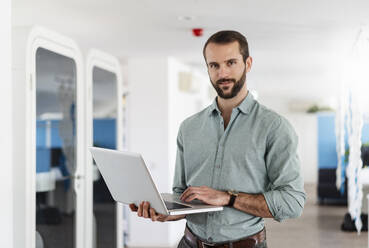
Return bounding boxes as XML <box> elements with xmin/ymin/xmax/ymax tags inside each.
<box><xmin>192</xmin><ymin>28</ymin><xmax>203</xmax><ymax>37</ymax></box>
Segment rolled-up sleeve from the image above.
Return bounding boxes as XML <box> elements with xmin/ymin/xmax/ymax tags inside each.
<box><xmin>172</xmin><ymin>123</ymin><xmax>187</xmax><ymax>196</ymax></box>
<box><xmin>262</xmin><ymin>116</ymin><xmax>306</xmax><ymax>222</ymax></box>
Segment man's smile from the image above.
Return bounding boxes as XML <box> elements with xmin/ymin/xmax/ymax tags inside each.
<box><xmin>217</xmin><ymin>78</ymin><xmax>236</xmax><ymax>86</ymax></box>
<box><xmin>219</xmin><ymin>81</ymin><xmax>233</xmax><ymax>85</ymax></box>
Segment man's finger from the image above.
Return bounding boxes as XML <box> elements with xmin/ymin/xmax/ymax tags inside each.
<box><xmin>181</xmin><ymin>187</ymin><xmax>197</xmax><ymax>200</ymax></box>
<box><xmin>180</xmin><ymin>188</ymin><xmax>190</xmax><ymax>200</ymax></box>
<box><xmin>182</xmin><ymin>191</ymin><xmax>194</xmax><ymax>201</ymax></box>
<box><xmin>184</xmin><ymin>193</ymin><xmax>200</xmax><ymax>202</ymax></box>
<box><xmin>138</xmin><ymin>201</ymin><xmax>144</xmax><ymax>217</ymax></box>
<box><xmin>143</xmin><ymin>201</ymin><xmax>150</xmax><ymax>218</ymax></box>
<box><xmin>181</xmin><ymin>186</ymin><xmax>197</xmax><ymax>196</ymax></box>
<box><xmin>181</xmin><ymin>187</ymin><xmax>202</xmax><ymax>201</ymax></box>
<box><xmin>157</xmin><ymin>214</ymin><xmax>168</xmax><ymax>222</ymax></box>
<box><xmin>150</xmin><ymin>208</ymin><xmax>157</xmax><ymax>221</ymax></box>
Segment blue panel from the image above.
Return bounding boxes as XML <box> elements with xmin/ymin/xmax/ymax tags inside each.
<box><xmin>93</xmin><ymin>118</ymin><xmax>116</xmax><ymax>149</ymax></box>
<box><xmin>36</xmin><ymin>148</ymin><xmax>51</xmax><ymax>173</ymax></box>
<box><xmin>50</xmin><ymin>120</ymin><xmax>63</xmax><ymax>147</ymax></box>
<box><xmin>37</xmin><ymin>118</ymin><xmax>117</xmax><ymax>149</ymax></box>
<box><xmin>36</xmin><ymin>120</ymin><xmax>63</xmax><ymax>148</ymax></box>
<box><xmin>318</xmin><ymin>113</ymin><xmax>369</xmax><ymax>169</ymax></box>
<box><xmin>35</xmin><ymin>118</ymin><xmax>116</xmax><ymax>173</ymax></box>
<box><xmin>318</xmin><ymin>114</ymin><xmax>338</xmax><ymax>169</ymax></box>
<box><xmin>363</xmin><ymin>123</ymin><xmax>369</xmax><ymax>144</ymax></box>
<box><xmin>36</xmin><ymin>121</ymin><xmax>47</xmax><ymax>147</ymax></box>
<box><xmin>36</xmin><ymin>119</ymin><xmax>66</xmax><ymax>174</ymax></box>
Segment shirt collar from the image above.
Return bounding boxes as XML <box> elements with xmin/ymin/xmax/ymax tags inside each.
<box><xmin>208</xmin><ymin>98</ymin><xmax>221</xmax><ymax>116</ymax></box>
<box><xmin>208</xmin><ymin>92</ymin><xmax>255</xmax><ymax>116</ymax></box>
<box><xmin>237</xmin><ymin>92</ymin><xmax>255</xmax><ymax>115</ymax></box>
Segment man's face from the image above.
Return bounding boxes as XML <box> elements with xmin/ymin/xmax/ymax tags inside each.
<box><xmin>205</xmin><ymin>41</ymin><xmax>251</xmax><ymax>99</ymax></box>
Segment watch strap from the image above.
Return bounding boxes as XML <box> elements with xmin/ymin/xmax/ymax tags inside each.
<box><xmin>227</xmin><ymin>194</ymin><xmax>237</xmax><ymax>207</ymax></box>
<box><xmin>227</xmin><ymin>190</ymin><xmax>238</xmax><ymax>207</ymax></box>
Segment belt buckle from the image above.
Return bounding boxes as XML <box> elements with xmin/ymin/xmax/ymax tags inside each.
<box><xmin>199</xmin><ymin>240</ymin><xmax>216</xmax><ymax>248</ymax></box>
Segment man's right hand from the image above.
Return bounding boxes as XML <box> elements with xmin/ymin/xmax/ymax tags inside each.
<box><xmin>129</xmin><ymin>201</ymin><xmax>185</xmax><ymax>222</ymax></box>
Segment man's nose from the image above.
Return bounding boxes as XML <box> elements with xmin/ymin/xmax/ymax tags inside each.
<box><xmin>217</xmin><ymin>64</ymin><xmax>230</xmax><ymax>78</ymax></box>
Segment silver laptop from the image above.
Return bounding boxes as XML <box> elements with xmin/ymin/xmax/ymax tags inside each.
<box><xmin>89</xmin><ymin>147</ymin><xmax>223</xmax><ymax>215</ymax></box>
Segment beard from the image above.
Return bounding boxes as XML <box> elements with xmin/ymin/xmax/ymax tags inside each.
<box><xmin>211</xmin><ymin>68</ymin><xmax>246</xmax><ymax>99</ymax></box>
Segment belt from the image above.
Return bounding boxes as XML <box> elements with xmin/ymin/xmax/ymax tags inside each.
<box><xmin>184</xmin><ymin>226</ymin><xmax>266</xmax><ymax>248</ymax></box>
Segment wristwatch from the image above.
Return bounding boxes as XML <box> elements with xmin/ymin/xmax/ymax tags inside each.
<box><xmin>227</xmin><ymin>190</ymin><xmax>239</xmax><ymax>207</ymax></box>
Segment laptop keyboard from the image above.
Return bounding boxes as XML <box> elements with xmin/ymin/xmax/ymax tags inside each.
<box><xmin>164</xmin><ymin>201</ymin><xmax>191</xmax><ymax>210</ymax></box>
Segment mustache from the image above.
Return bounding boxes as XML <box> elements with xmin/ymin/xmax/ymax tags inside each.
<box><xmin>216</xmin><ymin>78</ymin><xmax>236</xmax><ymax>84</ymax></box>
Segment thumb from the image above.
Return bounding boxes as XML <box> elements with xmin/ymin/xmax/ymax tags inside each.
<box><xmin>129</xmin><ymin>203</ymin><xmax>138</xmax><ymax>212</ymax></box>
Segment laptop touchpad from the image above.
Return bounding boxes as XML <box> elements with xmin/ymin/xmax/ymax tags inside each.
<box><xmin>164</xmin><ymin>201</ymin><xmax>191</xmax><ymax>210</ymax></box>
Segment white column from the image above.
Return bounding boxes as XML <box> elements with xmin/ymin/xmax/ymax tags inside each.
<box><xmin>126</xmin><ymin>57</ymin><xmax>185</xmax><ymax>247</ymax></box>
<box><xmin>126</xmin><ymin>57</ymin><xmax>209</xmax><ymax>247</ymax></box>
<box><xmin>0</xmin><ymin>0</ymin><xmax>13</xmax><ymax>247</ymax></box>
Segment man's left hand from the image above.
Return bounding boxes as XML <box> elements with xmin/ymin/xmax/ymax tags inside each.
<box><xmin>180</xmin><ymin>186</ymin><xmax>230</xmax><ymax>206</ymax></box>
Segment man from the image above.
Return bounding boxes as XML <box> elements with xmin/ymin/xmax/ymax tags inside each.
<box><xmin>130</xmin><ymin>30</ymin><xmax>306</xmax><ymax>248</ymax></box>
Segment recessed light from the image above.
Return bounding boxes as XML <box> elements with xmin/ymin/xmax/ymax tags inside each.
<box><xmin>178</xmin><ymin>16</ymin><xmax>195</xmax><ymax>21</ymax></box>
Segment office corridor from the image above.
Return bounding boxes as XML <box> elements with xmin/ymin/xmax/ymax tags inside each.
<box><xmin>264</xmin><ymin>184</ymin><xmax>367</xmax><ymax>248</ymax></box>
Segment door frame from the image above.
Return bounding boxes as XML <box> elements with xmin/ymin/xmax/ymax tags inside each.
<box><xmin>19</xmin><ymin>26</ymin><xmax>86</xmax><ymax>248</ymax></box>
<box><xmin>86</xmin><ymin>49</ymin><xmax>124</xmax><ymax>248</ymax></box>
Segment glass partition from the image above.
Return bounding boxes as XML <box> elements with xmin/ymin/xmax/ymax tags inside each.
<box><xmin>92</xmin><ymin>66</ymin><xmax>118</xmax><ymax>247</ymax></box>
<box><xmin>35</xmin><ymin>47</ymin><xmax>77</xmax><ymax>248</ymax></box>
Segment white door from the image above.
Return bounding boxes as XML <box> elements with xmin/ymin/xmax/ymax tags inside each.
<box><xmin>12</xmin><ymin>27</ymin><xmax>86</xmax><ymax>248</ymax></box>
<box><xmin>86</xmin><ymin>50</ymin><xmax>125</xmax><ymax>248</ymax></box>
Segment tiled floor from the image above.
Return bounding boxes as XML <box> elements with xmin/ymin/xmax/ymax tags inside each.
<box><xmin>264</xmin><ymin>184</ymin><xmax>367</xmax><ymax>248</ymax></box>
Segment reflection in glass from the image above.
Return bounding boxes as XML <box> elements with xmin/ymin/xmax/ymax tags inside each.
<box><xmin>35</xmin><ymin>48</ymin><xmax>77</xmax><ymax>248</ymax></box>
<box><xmin>92</xmin><ymin>67</ymin><xmax>117</xmax><ymax>248</ymax></box>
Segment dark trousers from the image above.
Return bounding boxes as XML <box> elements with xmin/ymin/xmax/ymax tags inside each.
<box><xmin>177</xmin><ymin>236</ymin><xmax>268</xmax><ymax>248</ymax></box>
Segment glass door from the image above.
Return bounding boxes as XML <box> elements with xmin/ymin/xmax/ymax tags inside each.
<box><xmin>92</xmin><ymin>66</ymin><xmax>118</xmax><ymax>248</ymax></box>
<box><xmin>35</xmin><ymin>47</ymin><xmax>78</xmax><ymax>248</ymax></box>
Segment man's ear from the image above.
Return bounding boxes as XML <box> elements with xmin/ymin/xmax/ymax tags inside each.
<box><xmin>246</xmin><ymin>56</ymin><xmax>253</xmax><ymax>73</ymax></box>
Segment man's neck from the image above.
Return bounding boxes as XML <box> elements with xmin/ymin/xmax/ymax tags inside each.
<box><xmin>217</xmin><ymin>88</ymin><xmax>248</xmax><ymax>116</ymax></box>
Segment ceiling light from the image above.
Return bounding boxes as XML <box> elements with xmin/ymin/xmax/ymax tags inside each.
<box><xmin>178</xmin><ymin>16</ymin><xmax>195</xmax><ymax>21</ymax></box>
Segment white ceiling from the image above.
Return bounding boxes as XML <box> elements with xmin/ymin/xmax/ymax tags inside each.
<box><xmin>12</xmin><ymin>0</ymin><xmax>369</xmax><ymax>108</ymax></box>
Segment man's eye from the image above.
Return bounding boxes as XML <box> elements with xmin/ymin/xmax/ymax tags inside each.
<box><xmin>209</xmin><ymin>64</ymin><xmax>218</xmax><ymax>69</ymax></box>
<box><xmin>227</xmin><ymin>61</ymin><xmax>236</xmax><ymax>66</ymax></box>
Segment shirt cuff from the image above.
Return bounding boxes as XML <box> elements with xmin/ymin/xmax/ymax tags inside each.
<box><xmin>263</xmin><ymin>191</ymin><xmax>284</xmax><ymax>222</ymax></box>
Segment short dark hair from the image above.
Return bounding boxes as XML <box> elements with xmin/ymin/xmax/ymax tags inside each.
<box><xmin>203</xmin><ymin>30</ymin><xmax>249</xmax><ymax>63</ymax></box>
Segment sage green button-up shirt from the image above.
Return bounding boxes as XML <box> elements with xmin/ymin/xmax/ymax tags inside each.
<box><xmin>172</xmin><ymin>93</ymin><xmax>306</xmax><ymax>243</ymax></box>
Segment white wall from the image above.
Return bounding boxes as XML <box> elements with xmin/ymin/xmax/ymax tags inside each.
<box><xmin>126</xmin><ymin>57</ymin><xmax>209</xmax><ymax>247</ymax></box>
<box><xmin>287</xmin><ymin>113</ymin><xmax>318</xmax><ymax>184</ymax></box>
<box><xmin>126</xmin><ymin>57</ymin><xmax>180</xmax><ymax>247</ymax></box>
<box><xmin>0</xmin><ymin>0</ymin><xmax>13</xmax><ymax>247</ymax></box>
<box><xmin>259</xmin><ymin>94</ymin><xmax>318</xmax><ymax>184</ymax></box>
<box><xmin>167</xmin><ymin>58</ymin><xmax>211</xmax><ymax>187</ymax></box>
